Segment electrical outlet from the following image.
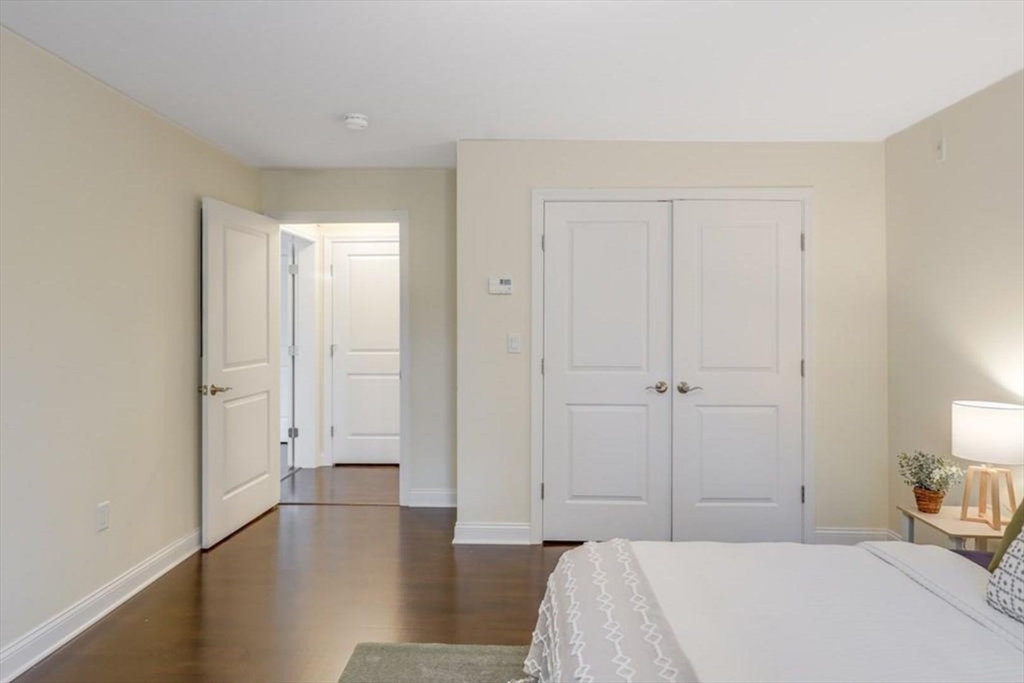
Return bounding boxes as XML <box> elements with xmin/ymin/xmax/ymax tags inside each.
<box><xmin>96</xmin><ymin>501</ymin><xmax>110</xmax><ymax>532</ymax></box>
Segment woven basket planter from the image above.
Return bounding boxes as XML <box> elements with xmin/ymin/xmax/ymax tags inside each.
<box><xmin>913</xmin><ymin>487</ymin><xmax>945</xmax><ymax>514</ymax></box>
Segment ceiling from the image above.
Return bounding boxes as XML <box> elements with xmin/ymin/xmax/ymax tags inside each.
<box><xmin>2</xmin><ymin>1</ymin><xmax>1021</xmax><ymax>168</ymax></box>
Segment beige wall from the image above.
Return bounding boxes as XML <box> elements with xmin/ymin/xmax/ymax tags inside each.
<box><xmin>0</xmin><ymin>28</ymin><xmax>260</xmax><ymax>648</ymax></box>
<box><xmin>261</xmin><ymin>169</ymin><xmax>457</xmax><ymax>493</ymax></box>
<box><xmin>456</xmin><ymin>140</ymin><xmax>889</xmax><ymax>533</ymax></box>
<box><xmin>886</xmin><ymin>71</ymin><xmax>1024</xmax><ymax>536</ymax></box>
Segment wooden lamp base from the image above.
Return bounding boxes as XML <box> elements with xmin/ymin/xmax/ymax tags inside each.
<box><xmin>960</xmin><ymin>465</ymin><xmax>1018</xmax><ymax>530</ymax></box>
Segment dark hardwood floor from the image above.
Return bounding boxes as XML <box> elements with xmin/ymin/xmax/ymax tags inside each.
<box><xmin>16</xmin><ymin>489</ymin><xmax>569</xmax><ymax>682</ymax></box>
<box><xmin>280</xmin><ymin>465</ymin><xmax>399</xmax><ymax>506</ymax></box>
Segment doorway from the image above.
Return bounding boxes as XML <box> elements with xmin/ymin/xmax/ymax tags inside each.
<box><xmin>275</xmin><ymin>217</ymin><xmax>409</xmax><ymax>508</ymax></box>
<box><xmin>535</xmin><ymin>192</ymin><xmax>812</xmax><ymax>544</ymax></box>
<box><xmin>200</xmin><ymin>203</ymin><xmax>410</xmax><ymax>549</ymax></box>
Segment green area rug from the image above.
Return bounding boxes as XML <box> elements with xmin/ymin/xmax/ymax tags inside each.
<box><xmin>339</xmin><ymin>643</ymin><xmax>531</xmax><ymax>683</ymax></box>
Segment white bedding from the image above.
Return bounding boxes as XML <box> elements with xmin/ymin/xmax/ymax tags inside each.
<box><xmin>632</xmin><ymin>540</ymin><xmax>1024</xmax><ymax>683</ymax></box>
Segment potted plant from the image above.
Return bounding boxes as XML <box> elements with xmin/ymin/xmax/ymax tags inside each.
<box><xmin>898</xmin><ymin>450</ymin><xmax>964</xmax><ymax>513</ymax></box>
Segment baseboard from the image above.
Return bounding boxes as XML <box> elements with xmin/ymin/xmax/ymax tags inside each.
<box><xmin>0</xmin><ymin>528</ymin><xmax>200</xmax><ymax>683</ymax></box>
<box><xmin>406</xmin><ymin>488</ymin><xmax>456</xmax><ymax>508</ymax></box>
<box><xmin>334</xmin><ymin>456</ymin><xmax>399</xmax><ymax>465</ymax></box>
<box><xmin>815</xmin><ymin>527</ymin><xmax>902</xmax><ymax>544</ymax></box>
<box><xmin>452</xmin><ymin>523</ymin><xmax>898</xmax><ymax>546</ymax></box>
<box><xmin>452</xmin><ymin>522</ymin><xmax>532</xmax><ymax>545</ymax></box>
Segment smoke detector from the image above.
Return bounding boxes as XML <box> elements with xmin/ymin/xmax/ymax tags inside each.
<box><xmin>343</xmin><ymin>113</ymin><xmax>369</xmax><ymax>130</ymax></box>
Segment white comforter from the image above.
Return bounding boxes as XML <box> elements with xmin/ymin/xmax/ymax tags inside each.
<box><xmin>632</xmin><ymin>540</ymin><xmax>1024</xmax><ymax>683</ymax></box>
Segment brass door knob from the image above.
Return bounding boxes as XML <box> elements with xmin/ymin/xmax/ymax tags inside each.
<box><xmin>198</xmin><ymin>385</ymin><xmax>208</xmax><ymax>396</ymax></box>
<box><xmin>677</xmin><ymin>381</ymin><xmax>703</xmax><ymax>394</ymax></box>
<box><xmin>645</xmin><ymin>381</ymin><xmax>669</xmax><ymax>394</ymax></box>
<box><xmin>209</xmin><ymin>384</ymin><xmax>233</xmax><ymax>396</ymax></box>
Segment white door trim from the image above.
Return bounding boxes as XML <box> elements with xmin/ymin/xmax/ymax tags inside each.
<box><xmin>268</xmin><ymin>211</ymin><xmax>412</xmax><ymax>507</ymax></box>
<box><xmin>530</xmin><ymin>188</ymin><xmax>815</xmax><ymax>544</ymax></box>
<box><xmin>279</xmin><ymin>229</ymin><xmax>317</xmax><ymax>470</ymax></box>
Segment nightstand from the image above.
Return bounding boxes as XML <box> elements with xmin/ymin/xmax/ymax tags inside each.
<box><xmin>897</xmin><ymin>505</ymin><xmax>1007</xmax><ymax>550</ymax></box>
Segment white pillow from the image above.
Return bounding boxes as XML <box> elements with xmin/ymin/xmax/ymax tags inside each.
<box><xmin>987</xmin><ymin>528</ymin><xmax>1024</xmax><ymax>623</ymax></box>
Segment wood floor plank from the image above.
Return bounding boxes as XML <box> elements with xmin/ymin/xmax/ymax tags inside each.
<box><xmin>280</xmin><ymin>465</ymin><xmax>399</xmax><ymax>506</ymax></box>
<box><xmin>15</xmin><ymin>502</ymin><xmax>568</xmax><ymax>682</ymax></box>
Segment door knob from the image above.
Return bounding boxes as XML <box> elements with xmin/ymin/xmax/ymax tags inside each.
<box><xmin>198</xmin><ymin>385</ymin><xmax>208</xmax><ymax>396</ymax></box>
<box><xmin>645</xmin><ymin>381</ymin><xmax>669</xmax><ymax>394</ymax></box>
<box><xmin>677</xmin><ymin>381</ymin><xmax>703</xmax><ymax>394</ymax></box>
<box><xmin>209</xmin><ymin>384</ymin><xmax>233</xmax><ymax>396</ymax></box>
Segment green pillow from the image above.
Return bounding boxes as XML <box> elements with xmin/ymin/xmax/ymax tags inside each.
<box><xmin>988</xmin><ymin>502</ymin><xmax>1024</xmax><ymax>572</ymax></box>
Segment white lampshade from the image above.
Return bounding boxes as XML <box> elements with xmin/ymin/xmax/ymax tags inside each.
<box><xmin>951</xmin><ymin>400</ymin><xmax>1024</xmax><ymax>466</ymax></box>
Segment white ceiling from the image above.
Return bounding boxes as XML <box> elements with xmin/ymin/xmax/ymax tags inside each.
<box><xmin>2</xmin><ymin>1</ymin><xmax>1022</xmax><ymax>168</ymax></box>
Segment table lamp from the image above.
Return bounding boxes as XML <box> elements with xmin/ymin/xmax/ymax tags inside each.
<box><xmin>952</xmin><ymin>400</ymin><xmax>1024</xmax><ymax>529</ymax></box>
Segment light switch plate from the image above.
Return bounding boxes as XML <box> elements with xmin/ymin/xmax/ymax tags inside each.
<box><xmin>507</xmin><ymin>333</ymin><xmax>522</xmax><ymax>354</ymax></box>
<box><xmin>96</xmin><ymin>501</ymin><xmax>110</xmax><ymax>532</ymax></box>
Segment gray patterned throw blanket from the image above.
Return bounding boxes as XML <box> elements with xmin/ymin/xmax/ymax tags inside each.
<box><xmin>522</xmin><ymin>539</ymin><xmax>698</xmax><ymax>683</ymax></box>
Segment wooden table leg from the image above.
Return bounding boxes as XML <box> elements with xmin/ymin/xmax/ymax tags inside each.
<box><xmin>962</xmin><ymin>467</ymin><xmax>975</xmax><ymax>520</ymax></box>
<box><xmin>979</xmin><ymin>469</ymin><xmax>989</xmax><ymax>514</ymax></box>
<box><xmin>991</xmin><ymin>475</ymin><xmax>1002</xmax><ymax>530</ymax></box>
<box><xmin>1003</xmin><ymin>469</ymin><xmax>1018</xmax><ymax>512</ymax></box>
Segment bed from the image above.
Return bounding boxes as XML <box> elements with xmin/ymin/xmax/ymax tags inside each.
<box><xmin>523</xmin><ymin>539</ymin><xmax>1024</xmax><ymax>683</ymax></box>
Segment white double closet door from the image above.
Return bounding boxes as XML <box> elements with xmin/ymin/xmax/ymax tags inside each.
<box><xmin>543</xmin><ymin>199</ymin><xmax>804</xmax><ymax>542</ymax></box>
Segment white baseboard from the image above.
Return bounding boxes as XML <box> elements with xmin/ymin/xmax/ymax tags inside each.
<box><xmin>0</xmin><ymin>529</ymin><xmax>200</xmax><ymax>683</ymax></box>
<box><xmin>406</xmin><ymin>488</ymin><xmax>456</xmax><ymax>508</ymax></box>
<box><xmin>815</xmin><ymin>527</ymin><xmax>901</xmax><ymax>544</ymax></box>
<box><xmin>451</xmin><ymin>524</ymin><xmax>899</xmax><ymax>546</ymax></box>
<box><xmin>334</xmin><ymin>456</ymin><xmax>400</xmax><ymax>465</ymax></box>
<box><xmin>452</xmin><ymin>522</ymin><xmax>532</xmax><ymax>545</ymax></box>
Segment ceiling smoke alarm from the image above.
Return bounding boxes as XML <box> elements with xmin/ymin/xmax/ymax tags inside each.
<box><xmin>343</xmin><ymin>113</ymin><xmax>369</xmax><ymax>130</ymax></box>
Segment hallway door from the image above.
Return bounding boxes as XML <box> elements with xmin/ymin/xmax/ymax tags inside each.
<box><xmin>330</xmin><ymin>240</ymin><xmax>401</xmax><ymax>464</ymax></box>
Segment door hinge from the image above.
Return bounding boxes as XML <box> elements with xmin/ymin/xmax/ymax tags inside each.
<box><xmin>541</xmin><ymin>234</ymin><xmax>545</xmax><ymax>251</ymax></box>
<box><xmin>288</xmin><ymin>345</ymin><xmax>297</xmax><ymax>357</ymax></box>
<box><xmin>330</xmin><ymin>343</ymin><xmax>337</xmax><ymax>357</ymax></box>
<box><xmin>800</xmin><ymin>359</ymin><xmax>805</xmax><ymax>377</ymax></box>
<box><xmin>800</xmin><ymin>233</ymin><xmax>805</xmax><ymax>251</ymax></box>
<box><xmin>801</xmin><ymin>485</ymin><xmax>806</xmax><ymax>504</ymax></box>
<box><xmin>330</xmin><ymin>425</ymin><xmax>335</xmax><ymax>437</ymax></box>
<box><xmin>288</xmin><ymin>426</ymin><xmax>299</xmax><ymax>439</ymax></box>
<box><xmin>329</xmin><ymin>264</ymin><xmax>334</xmax><ymax>277</ymax></box>
<box><xmin>540</xmin><ymin>482</ymin><xmax>545</xmax><ymax>500</ymax></box>
<box><xmin>287</xmin><ymin>263</ymin><xmax>298</xmax><ymax>276</ymax></box>
<box><xmin>540</xmin><ymin>358</ymin><xmax>544</xmax><ymax>375</ymax></box>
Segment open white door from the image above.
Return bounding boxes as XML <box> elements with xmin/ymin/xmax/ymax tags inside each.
<box><xmin>201</xmin><ymin>198</ymin><xmax>280</xmax><ymax>549</ymax></box>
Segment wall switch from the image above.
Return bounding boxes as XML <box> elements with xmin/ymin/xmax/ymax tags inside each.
<box><xmin>96</xmin><ymin>501</ymin><xmax>110</xmax><ymax>532</ymax></box>
<box><xmin>507</xmin><ymin>333</ymin><xmax>522</xmax><ymax>354</ymax></box>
